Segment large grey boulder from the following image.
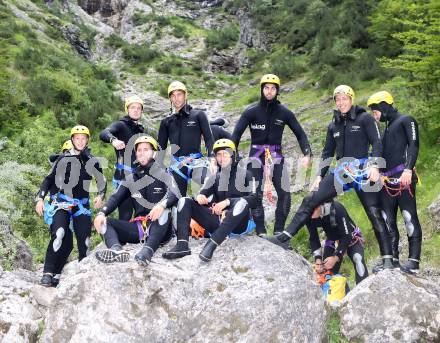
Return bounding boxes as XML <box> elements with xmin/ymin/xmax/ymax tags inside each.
<box><xmin>40</xmin><ymin>237</ymin><xmax>328</xmax><ymax>342</ymax></box>
<box><xmin>0</xmin><ymin>268</ymin><xmax>43</xmax><ymax>342</ymax></box>
<box><xmin>339</xmin><ymin>269</ymin><xmax>440</xmax><ymax>343</ymax></box>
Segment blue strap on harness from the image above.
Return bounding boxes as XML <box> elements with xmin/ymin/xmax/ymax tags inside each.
<box><xmin>228</xmin><ymin>218</ymin><xmax>256</xmax><ymax>238</ymax></box>
<box><xmin>168</xmin><ymin>153</ymin><xmax>206</xmax><ymax>182</ymax></box>
<box><xmin>115</xmin><ymin>163</ymin><xmax>134</xmax><ymax>173</ymax></box>
<box><xmin>332</xmin><ymin>158</ymin><xmax>370</xmax><ymax>192</ymax></box>
<box><xmin>43</xmin><ymin>193</ymin><xmax>92</xmax><ymax>226</ymax></box>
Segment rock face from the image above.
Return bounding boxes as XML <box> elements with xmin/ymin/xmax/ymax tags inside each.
<box><xmin>0</xmin><ymin>212</ymin><xmax>33</xmax><ymax>270</ymax></box>
<box><xmin>77</xmin><ymin>0</ymin><xmax>128</xmax><ymax>17</ymax></box>
<box><xmin>236</xmin><ymin>7</ymin><xmax>268</xmax><ymax>51</ymax></box>
<box><xmin>0</xmin><ymin>267</ymin><xmax>43</xmax><ymax>342</ymax></box>
<box><xmin>40</xmin><ymin>237</ymin><xmax>328</xmax><ymax>342</ymax></box>
<box><xmin>428</xmin><ymin>195</ymin><xmax>440</xmax><ymax>232</ymax></box>
<box><xmin>339</xmin><ymin>269</ymin><xmax>440</xmax><ymax>343</ymax></box>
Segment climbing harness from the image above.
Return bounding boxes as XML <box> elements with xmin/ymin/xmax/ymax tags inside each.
<box><xmin>333</xmin><ymin>158</ymin><xmax>371</xmax><ymax>192</ymax></box>
<box><xmin>130</xmin><ymin>215</ymin><xmax>151</xmax><ymax>243</ymax></box>
<box><xmin>168</xmin><ymin>153</ymin><xmax>210</xmax><ymax>182</ymax></box>
<box><xmin>251</xmin><ymin>145</ymin><xmax>283</xmax><ymax>205</ymax></box>
<box><xmin>381</xmin><ymin>163</ymin><xmax>420</xmax><ymax>198</ymax></box>
<box><xmin>43</xmin><ymin>193</ymin><xmax>91</xmax><ymax>226</ymax></box>
<box><xmin>112</xmin><ymin>163</ymin><xmax>135</xmax><ymax>188</ymax></box>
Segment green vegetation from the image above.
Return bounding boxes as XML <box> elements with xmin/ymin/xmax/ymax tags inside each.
<box><xmin>205</xmin><ymin>24</ymin><xmax>239</xmax><ymax>50</ymax></box>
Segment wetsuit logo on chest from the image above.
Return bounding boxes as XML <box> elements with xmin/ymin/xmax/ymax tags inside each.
<box><xmin>251</xmin><ymin>123</ymin><xmax>266</xmax><ymax>130</ymax></box>
<box><xmin>186</xmin><ymin>120</ymin><xmax>197</xmax><ymax>127</ymax></box>
<box><xmin>153</xmin><ymin>187</ymin><xmax>163</xmax><ymax>194</ymax></box>
<box><xmin>350</xmin><ymin>125</ymin><xmax>361</xmax><ymax>133</ymax></box>
<box><xmin>334</xmin><ymin>132</ymin><xmax>340</xmax><ymax>138</ymax></box>
<box><xmin>274</xmin><ymin>119</ymin><xmax>283</xmax><ymax>126</ymax></box>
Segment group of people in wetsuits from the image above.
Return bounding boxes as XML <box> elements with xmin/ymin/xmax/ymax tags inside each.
<box><xmin>35</xmin><ymin>74</ymin><xmax>422</xmax><ymax>288</ymax></box>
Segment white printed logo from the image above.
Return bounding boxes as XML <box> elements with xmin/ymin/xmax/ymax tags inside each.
<box><xmin>187</xmin><ymin>120</ymin><xmax>197</xmax><ymax>127</ymax></box>
<box><xmin>251</xmin><ymin>123</ymin><xmax>266</xmax><ymax>130</ymax></box>
<box><xmin>334</xmin><ymin>132</ymin><xmax>340</xmax><ymax>138</ymax></box>
<box><xmin>411</xmin><ymin>121</ymin><xmax>416</xmax><ymax>141</ymax></box>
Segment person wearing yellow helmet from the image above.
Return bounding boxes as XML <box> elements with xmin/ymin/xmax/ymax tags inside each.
<box><xmin>158</xmin><ymin>81</ymin><xmax>214</xmax><ymax>198</ymax></box>
<box><xmin>232</xmin><ymin>73</ymin><xmax>312</xmax><ymax>237</ymax></box>
<box><xmin>94</xmin><ymin>135</ymin><xmax>179</xmax><ymax>265</ymax></box>
<box><xmin>35</xmin><ymin>125</ymin><xmax>107</xmax><ymax>287</ymax></box>
<box><xmin>367</xmin><ymin>91</ymin><xmax>422</xmax><ymax>274</ymax></box>
<box><xmin>100</xmin><ymin>94</ymin><xmax>156</xmax><ymax>221</ymax></box>
<box><xmin>163</xmin><ymin>138</ymin><xmax>257</xmax><ymax>261</ymax></box>
<box><xmin>267</xmin><ymin>84</ymin><xmax>395</xmax><ymax>271</ymax></box>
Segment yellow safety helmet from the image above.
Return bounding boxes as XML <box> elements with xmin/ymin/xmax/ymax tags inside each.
<box><xmin>333</xmin><ymin>85</ymin><xmax>355</xmax><ymax>101</ymax></box>
<box><xmin>213</xmin><ymin>139</ymin><xmax>236</xmax><ymax>154</ymax></box>
<box><xmin>124</xmin><ymin>95</ymin><xmax>144</xmax><ymax>113</ymax></box>
<box><xmin>260</xmin><ymin>74</ymin><xmax>281</xmax><ymax>87</ymax></box>
<box><xmin>70</xmin><ymin>125</ymin><xmax>90</xmax><ymax>138</ymax></box>
<box><xmin>168</xmin><ymin>81</ymin><xmax>187</xmax><ymax>98</ymax></box>
<box><xmin>367</xmin><ymin>91</ymin><xmax>394</xmax><ymax>107</ymax></box>
<box><xmin>62</xmin><ymin>140</ymin><xmax>73</xmax><ymax>151</ymax></box>
<box><xmin>134</xmin><ymin>135</ymin><xmax>159</xmax><ymax>151</ymax></box>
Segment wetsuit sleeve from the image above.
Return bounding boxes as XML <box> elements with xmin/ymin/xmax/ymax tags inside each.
<box><xmin>241</xmin><ymin>171</ymin><xmax>258</xmax><ymax>208</ymax></box>
<box><xmin>286</xmin><ymin>110</ymin><xmax>312</xmax><ymax>156</ymax></box>
<box><xmin>198</xmin><ymin>111</ymin><xmax>214</xmax><ymax>156</ymax></box>
<box><xmin>101</xmin><ymin>183</ymin><xmax>130</xmax><ymax>216</ymax></box>
<box><xmin>402</xmin><ymin>116</ymin><xmax>419</xmax><ymax>170</ymax></box>
<box><xmin>158</xmin><ymin>119</ymin><xmax>169</xmax><ymax>150</ymax></box>
<box><xmin>306</xmin><ymin>220</ymin><xmax>322</xmax><ymax>261</ymax></box>
<box><xmin>319</xmin><ymin>125</ymin><xmax>336</xmax><ymax>177</ymax></box>
<box><xmin>232</xmin><ymin>110</ymin><xmax>251</xmax><ymax>149</ymax></box>
<box><xmin>362</xmin><ymin>114</ymin><xmax>382</xmax><ymax>160</ymax></box>
<box><xmin>161</xmin><ymin>172</ymin><xmax>180</xmax><ymax>208</ymax></box>
<box><xmin>199</xmin><ymin>174</ymin><xmax>216</xmax><ymax>198</ymax></box>
<box><xmin>37</xmin><ymin>159</ymin><xmax>59</xmax><ymax>199</ymax></box>
<box><xmin>100</xmin><ymin>121</ymin><xmax>124</xmax><ymax>143</ymax></box>
<box><xmin>92</xmin><ymin>159</ymin><xmax>107</xmax><ymax>198</ymax></box>
<box><xmin>333</xmin><ymin>202</ymin><xmax>353</xmax><ymax>260</ymax></box>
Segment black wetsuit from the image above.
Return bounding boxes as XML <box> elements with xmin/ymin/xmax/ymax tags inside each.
<box><xmin>100</xmin><ymin>159</ymin><xmax>178</xmax><ymax>254</ymax></box>
<box><xmin>379</xmin><ymin>108</ymin><xmax>421</xmax><ymax>263</ymax></box>
<box><xmin>100</xmin><ymin>116</ymin><xmax>150</xmax><ymax>220</ymax></box>
<box><xmin>281</xmin><ymin>105</ymin><xmax>394</xmax><ymax>263</ymax></box>
<box><xmin>158</xmin><ymin>104</ymin><xmax>214</xmax><ymax>197</ymax></box>
<box><xmin>307</xmin><ymin>201</ymin><xmax>368</xmax><ymax>284</ymax></box>
<box><xmin>210</xmin><ymin>118</ymin><xmax>232</xmax><ymax>141</ymax></box>
<box><xmin>38</xmin><ymin>148</ymin><xmax>107</xmax><ymax>275</ymax></box>
<box><xmin>232</xmin><ymin>96</ymin><xmax>311</xmax><ymax>235</ymax></box>
<box><xmin>173</xmin><ymin>160</ymin><xmax>257</xmax><ymax>246</ymax></box>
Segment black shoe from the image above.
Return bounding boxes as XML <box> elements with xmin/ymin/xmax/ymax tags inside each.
<box><xmin>400</xmin><ymin>259</ymin><xmax>420</xmax><ymax>275</ymax></box>
<box><xmin>392</xmin><ymin>258</ymin><xmax>401</xmax><ymax>269</ymax></box>
<box><xmin>95</xmin><ymin>248</ymin><xmax>130</xmax><ymax>263</ymax></box>
<box><xmin>40</xmin><ymin>273</ymin><xmax>53</xmax><ymax>287</ymax></box>
<box><xmin>134</xmin><ymin>246</ymin><xmax>154</xmax><ymax>266</ymax></box>
<box><xmin>162</xmin><ymin>240</ymin><xmax>191</xmax><ymax>260</ymax></box>
<box><xmin>52</xmin><ymin>275</ymin><xmax>60</xmax><ymax>287</ymax></box>
<box><xmin>265</xmin><ymin>232</ymin><xmax>291</xmax><ymax>249</ymax></box>
<box><xmin>372</xmin><ymin>257</ymin><xmax>394</xmax><ymax>273</ymax></box>
<box><xmin>199</xmin><ymin>239</ymin><xmax>218</xmax><ymax>262</ymax></box>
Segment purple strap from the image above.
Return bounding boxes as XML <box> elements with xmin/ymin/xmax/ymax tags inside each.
<box><xmin>382</xmin><ymin>163</ymin><xmax>405</xmax><ymax>177</ymax></box>
<box><xmin>324</xmin><ymin>240</ymin><xmax>336</xmax><ymax>249</ymax></box>
<box><xmin>250</xmin><ymin>144</ymin><xmax>283</xmax><ymax>159</ymax></box>
<box><xmin>136</xmin><ymin>222</ymin><xmax>145</xmax><ymax>241</ymax></box>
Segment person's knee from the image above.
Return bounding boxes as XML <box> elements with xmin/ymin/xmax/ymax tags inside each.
<box><xmin>401</xmin><ymin>210</ymin><xmax>420</xmax><ymax>237</ymax></box>
<box><xmin>232</xmin><ymin>198</ymin><xmax>249</xmax><ymax>217</ymax></box>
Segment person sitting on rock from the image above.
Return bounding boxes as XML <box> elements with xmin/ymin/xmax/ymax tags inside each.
<box><xmin>308</xmin><ymin>200</ymin><xmax>369</xmax><ymax>285</ymax></box>
<box><xmin>93</xmin><ymin>135</ymin><xmax>178</xmax><ymax>266</ymax></box>
<box><xmin>35</xmin><ymin>125</ymin><xmax>107</xmax><ymax>287</ymax></box>
<box><xmin>162</xmin><ymin>139</ymin><xmax>257</xmax><ymax>262</ymax></box>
